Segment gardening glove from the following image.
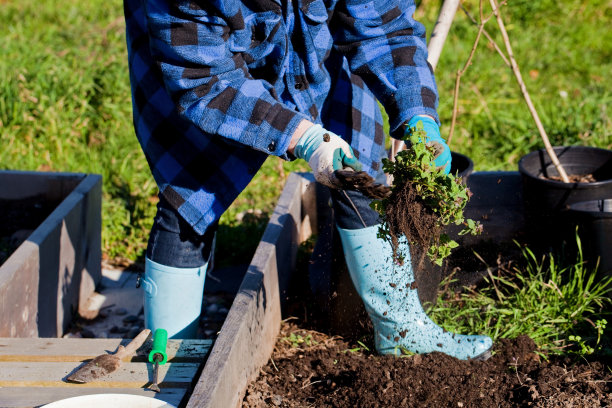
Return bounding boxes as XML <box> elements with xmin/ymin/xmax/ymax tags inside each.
<box><xmin>405</xmin><ymin>115</ymin><xmax>451</xmax><ymax>174</ymax></box>
<box><xmin>294</xmin><ymin>124</ymin><xmax>362</xmax><ymax>188</ymax></box>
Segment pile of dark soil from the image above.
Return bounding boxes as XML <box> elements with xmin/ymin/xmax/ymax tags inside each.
<box><xmin>243</xmin><ymin>323</ymin><xmax>612</xmax><ymax>407</ymax></box>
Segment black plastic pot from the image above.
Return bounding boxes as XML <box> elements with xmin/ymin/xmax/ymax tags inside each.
<box><xmin>412</xmin><ymin>151</ymin><xmax>474</xmax><ymax>307</ymax></box>
<box><xmin>568</xmin><ymin>199</ymin><xmax>612</xmax><ymax>277</ymax></box>
<box><xmin>518</xmin><ymin>145</ymin><xmax>612</xmax><ymax>249</ymax></box>
<box><xmin>450</xmin><ymin>151</ymin><xmax>474</xmax><ymax>181</ymax></box>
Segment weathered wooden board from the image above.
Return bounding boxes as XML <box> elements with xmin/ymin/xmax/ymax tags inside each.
<box><xmin>186</xmin><ymin>173</ymin><xmax>316</xmax><ymax>408</ymax></box>
<box><xmin>0</xmin><ymin>338</ymin><xmax>212</xmax><ymax>362</ymax></box>
<box><xmin>0</xmin><ymin>338</ymin><xmax>211</xmax><ymax>408</ymax></box>
<box><xmin>0</xmin><ymin>171</ymin><xmax>102</xmax><ymax>338</ymax></box>
<box><xmin>0</xmin><ymin>361</ymin><xmax>199</xmax><ymax>387</ymax></box>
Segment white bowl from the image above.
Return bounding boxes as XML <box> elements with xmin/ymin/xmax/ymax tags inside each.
<box><xmin>42</xmin><ymin>394</ymin><xmax>177</xmax><ymax>408</ymax></box>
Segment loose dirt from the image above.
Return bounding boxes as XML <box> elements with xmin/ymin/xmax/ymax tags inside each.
<box><xmin>243</xmin><ymin>322</ymin><xmax>612</xmax><ymax>407</ymax></box>
<box><xmin>546</xmin><ymin>174</ymin><xmax>596</xmax><ymax>183</ymax></box>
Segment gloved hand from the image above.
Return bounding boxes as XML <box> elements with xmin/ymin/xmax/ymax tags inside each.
<box><xmin>294</xmin><ymin>124</ymin><xmax>362</xmax><ymax>188</ymax></box>
<box><xmin>406</xmin><ymin>115</ymin><xmax>451</xmax><ymax>174</ymax></box>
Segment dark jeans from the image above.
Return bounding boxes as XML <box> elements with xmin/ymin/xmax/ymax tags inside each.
<box><xmin>146</xmin><ymin>197</ymin><xmax>217</xmax><ymax>268</ymax></box>
<box><xmin>147</xmin><ymin>187</ymin><xmax>380</xmax><ymax>268</ymax></box>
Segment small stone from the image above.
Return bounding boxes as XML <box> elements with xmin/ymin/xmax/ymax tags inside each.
<box><xmin>271</xmin><ymin>395</ymin><xmax>282</xmax><ymax>406</ymax></box>
<box><xmin>458</xmin><ymin>403</ymin><xmax>464</xmax><ymax>407</ymax></box>
<box><xmin>115</xmin><ymin>308</ymin><xmax>128</xmax><ymax>316</ymax></box>
<box><xmin>218</xmin><ymin>307</ymin><xmax>229</xmax><ymax>315</ymax></box>
<box><xmin>207</xmin><ymin>303</ymin><xmax>219</xmax><ymax>314</ymax></box>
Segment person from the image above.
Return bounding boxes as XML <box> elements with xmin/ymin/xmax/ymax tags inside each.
<box><xmin>123</xmin><ymin>0</ymin><xmax>492</xmax><ymax>360</ymax></box>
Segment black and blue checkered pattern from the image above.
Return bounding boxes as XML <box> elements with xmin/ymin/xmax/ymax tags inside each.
<box><xmin>124</xmin><ymin>0</ymin><xmax>439</xmax><ymax>235</ymax></box>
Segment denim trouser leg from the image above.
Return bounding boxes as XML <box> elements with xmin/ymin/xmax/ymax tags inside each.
<box><xmin>146</xmin><ymin>197</ymin><xmax>216</xmax><ymax>268</ymax></box>
<box><xmin>330</xmin><ymin>188</ymin><xmax>381</xmax><ymax>230</ymax></box>
<box><xmin>146</xmin><ymin>186</ymin><xmax>375</xmax><ymax>267</ymax></box>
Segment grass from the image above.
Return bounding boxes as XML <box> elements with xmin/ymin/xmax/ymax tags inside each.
<box><xmin>1</xmin><ymin>0</ymin><xmax>610</xmax><ymax>268</ymax></box>
<box><xmin>429</xmin><ymin>235</ymin><xmax>612</xmax><ymax>356</ymax></box>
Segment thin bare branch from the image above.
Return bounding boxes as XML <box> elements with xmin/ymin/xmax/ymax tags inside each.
<box><xmin>460</xmin><ymin>3</ymin><xmax>510</xmax><ymax>67</ymax></box>
<box><xmin>489</xmin><ymin>0</ymin><xmax>570</xmax><ymax>182</ymax></box>
<box><xmin>448</xmin><ymin>0</ymin><xmax>492</xmax><ymax>145</ymax></box>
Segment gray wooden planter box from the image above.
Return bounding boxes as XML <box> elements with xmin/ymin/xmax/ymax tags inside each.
<box><xmin>0</xmin><ymin>171</ymin><xmax>102</xmax><ymax>338</ymax></box>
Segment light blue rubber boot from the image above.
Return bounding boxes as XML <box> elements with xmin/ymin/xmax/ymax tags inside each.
<box><xmin>141</xmin><ymin>258</ymin><xmax>207</xmax><ymax>339</ymax></box>
<box><xmin>338</xmin><ymin>225</ymin><xmax>493</xmax><ymax>360</ymax></box>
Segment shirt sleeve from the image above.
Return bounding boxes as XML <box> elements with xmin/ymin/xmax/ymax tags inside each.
<box><xmin>330</xmin><ymin>0</ymin><xmax>440</xmax><ymax>138</ymax></box>
<box><xmin>143</xmin><ymin>0</ymin><xmax>308</xmax><ymax>159</ymax></box>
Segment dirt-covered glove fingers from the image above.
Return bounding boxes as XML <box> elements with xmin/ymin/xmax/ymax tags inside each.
<box><xmin>406</xmin><ymin>115</ymin><xmax>451</xmax><ymax>174</ymax></box>
<box><xmin>428</xmin><ymin>139</ymin><xmax>452</xmax><ymax>174</ymax></box>
<box><xmin>293</xmin><ymin>124</ymin><xmax>361</xmax><ymax>188</ymax></box>
<box><xmin>332</xmin><ymin>147</ymin><xmax>362</xmax><ymax>172</ymax></box>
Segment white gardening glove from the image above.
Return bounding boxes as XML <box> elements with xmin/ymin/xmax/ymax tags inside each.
<box><xmin>293</xmin><ymin>124</ymin><xmax>362</xmax><ymax>188</ymax></box>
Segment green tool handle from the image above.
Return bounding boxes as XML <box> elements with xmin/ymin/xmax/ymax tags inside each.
<box><xmin>148</xmin><ymin>328</ymin><xmax>168</xmax><ymax>365</ymax></box>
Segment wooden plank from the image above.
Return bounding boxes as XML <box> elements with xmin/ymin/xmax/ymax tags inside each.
<box><xmin>0</xmin><ymin>387</ymin><xmax>185</xmax><ymax>408</ymax></box>
<box><xmin>187</xmin><ymin>172</ymin><xmax>315</xmax><ymax>408</ymax></box>
<box><xmin>0</xmin><ymin>241</ymin><xmax>39</xmax><ymax>337</ymax></box>
<box><xmin>0</xmin><ymin>170</ymin><xmax>83</xmax><ymax>202</ymax></box>
<box><xmin>0</xmin><ymin>361</ymin><xmax>198</xmax><ymax>388</ymax></box>
<box><xmin>0</xmin><ymin>338</ymin><xmax>212</xmax><ymax>362</ymax></box>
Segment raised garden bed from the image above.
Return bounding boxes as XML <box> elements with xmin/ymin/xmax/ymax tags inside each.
<box><xmin>0</xmin><ymin>170</ymin><xmax>103</xmax><ymax>338</ymax></box>
<box><xmin>0</xmin><ymin>171</ymin><xmax>215</xmax><ymax>408</ymax></box>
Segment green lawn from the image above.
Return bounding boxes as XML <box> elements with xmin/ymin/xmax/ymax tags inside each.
<box><xmin>1</xmin><ymin>0</ymin><xmax>610</xmax><ymax>265</ymax></box>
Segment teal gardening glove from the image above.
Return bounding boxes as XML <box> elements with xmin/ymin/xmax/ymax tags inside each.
<box><xmin>406</xmin><ymin>115</ymin><xmax>451</xmax><ymax>175</ymax></box>
<box><xmin>294</xmin><ymin>124</ymin><xmax>362</xmax><ymax>188</ymax></box>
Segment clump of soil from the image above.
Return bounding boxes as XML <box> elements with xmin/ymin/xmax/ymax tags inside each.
<box><xmin>243</xmin><ymin>322</ymin><xmax>612</xmax><ymax>407</ymax></box>
<box><xmin>383</xmin><ymin>180</ymin><xmax>439</xmax><ymax>263</ymax></box>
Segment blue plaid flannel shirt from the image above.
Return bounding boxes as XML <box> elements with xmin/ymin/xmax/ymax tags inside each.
<box><xmin>124</xmin><ymin>0</ymin><xmax>439</xmax><ymax>235</ymax></box>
